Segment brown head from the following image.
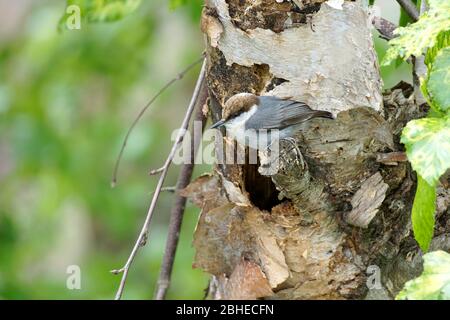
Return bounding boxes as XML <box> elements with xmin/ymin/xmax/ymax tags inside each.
<box><xmin>211</xmin><ymin>93</ymin><xmax>259</xmax><ymax>128</ymax></box>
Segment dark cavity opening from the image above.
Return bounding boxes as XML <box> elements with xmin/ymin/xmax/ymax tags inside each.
<box><xmin>242</xmin><ymin>153</ymin><xmax>281</xmax><ymax>211</ymax></box>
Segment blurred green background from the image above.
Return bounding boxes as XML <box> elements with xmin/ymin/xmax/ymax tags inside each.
<box><xmin>0</xmin><ymin>0</ymin><xmax>409</xmax><ymax>299</ymax></box>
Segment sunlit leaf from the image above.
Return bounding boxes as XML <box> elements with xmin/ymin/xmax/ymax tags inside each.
<box><xmin>397</xmin><ymin>250</ymin><xmax>450</xmax><ymax>300</ymax></box>
<box><xmin>382</xmin><ymin>0</ymin><xmax>450</xmax><ymax>65</ymax></box>
<box><xmin>411</xmin><ymin>176</ymin><xmax>436</xmax><ymax>252</ymax></box>
<box><xmin>427</xmin><ymin>47</ymin><xmax>450</xmax><ymax>112</ymax></box>
<box><xmin>401</xmin><ymin>116</ymin><xmax>450</xmax><ymax>186</ymax></box>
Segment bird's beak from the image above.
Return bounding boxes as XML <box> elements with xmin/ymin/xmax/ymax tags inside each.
<box><xmin>210</xmin><ymin>119</ymin><xmax>226</xmax><ymax>129</ymax></box>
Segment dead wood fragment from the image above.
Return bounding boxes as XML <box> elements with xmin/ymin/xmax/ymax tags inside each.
<box><xmin>345</xmin><ymin>172</ymin><xmax>389</xmax><ymax>228</ymax></box>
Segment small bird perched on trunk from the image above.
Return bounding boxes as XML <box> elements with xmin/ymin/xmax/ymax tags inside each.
<box><xmin>211</xmin><ymin>93</ymin><xmax>333</xmax><ymax>150</ymax></box>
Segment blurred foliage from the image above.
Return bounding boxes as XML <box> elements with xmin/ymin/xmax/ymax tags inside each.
<box><xmin>170</xmin><ymin>0</ymin><xmax>189</xmax><ymax>10</ymax></box>
<box><xmin>0</xmin><ymin>0</ymin><xmax>412</xmax><ymax>299</ymax></box>
<box><xmin>0</xmin><ymin>0</ymin><xmax>207</xmax><ymax>299</ymax></box>
<box><xmin>169</xmin><ymin>0</ymin><xmax>204</xmax><ymax>23</ymax></box>
<box><xmin>58</xmin><ymin>0</ymin><xmax>142</xmax><ymax>29</ymax></box>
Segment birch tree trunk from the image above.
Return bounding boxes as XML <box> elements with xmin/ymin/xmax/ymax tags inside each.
<box><xmin>183</xmin><ymin>0</ymin><xmax>450</xmax><ymax>299</ymax></box>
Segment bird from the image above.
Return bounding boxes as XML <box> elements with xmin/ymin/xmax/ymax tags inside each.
<box><xmin>210</xmin><ymin>93</ymin><xmax>333</xmax><ymax>150</ymax></box>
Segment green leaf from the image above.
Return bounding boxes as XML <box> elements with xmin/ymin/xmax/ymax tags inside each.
<box><xmin>59</xmin><ymin>0</ymin><xmax>141</xmax><ymax>29</ymax></box>
<box><xmin>427</xmin><ymin>47</ymin><xmax>450</xmax><ymax>112</ymax></box>
<box><xmin>401</xmin><ymin>116</ymin><xmax>450</xmax><ymax>185</ymax></box>
<box><xmin>397</xmin><ymin>250</ymin><xmax>450</xmax><ymax>300</ymax></box>
<box><xmin>411</xmin><ymin>176</ymin><xmax>436</xmax><ymax>252</ymax></box>
<box><xmin>382</xmin><ymin>0</ymin><xmax>450</xmax><ymax>65</ymax></box>
<box><xmin>419</xmin><ymin>74</ymin><xmax>434</xmax><ymax>109</ymax></box>
<box><xmin>424</xmin><ymin>30</ymin><xmax>450</xmax><ymax>67</ymax></box>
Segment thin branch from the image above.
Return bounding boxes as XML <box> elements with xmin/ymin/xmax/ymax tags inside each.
<box><xmin>111</xmin><ymin>56</ymin><xmax>204</xmax><ymax>188</ymax></box>
<box><xmin>154</xmin><ymin>82</ymin><xmax>208</xmax><ymax>300</ymax></box>
<box><xmin>156</xmin><ymin>186</ymin><xmax>177</xmax><ymax>194</ymax></box>
<box><xmin>149</xmin><ymin>167</ymin><xmax>164</xmax><ymax>176</ymax></box>
<box><xmin>147</xmin><ymin>186</ymin><xmax>177</xmax><ymax>196</ymax></box>
<box><xmin>396</xmin><ymin>0</ymin><xmax>419</xmax><ymax>22</ymax></box>
<box><xmin>113</xmin><ymin>59</ymin><xmax>207</xmax><ymax>300</ymax></box>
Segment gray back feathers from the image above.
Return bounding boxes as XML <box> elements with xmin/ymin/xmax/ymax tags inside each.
<box><xmin>244</xmin><ymin>96</ymin><xmax>332</xmax><ymax>130</ymax></box>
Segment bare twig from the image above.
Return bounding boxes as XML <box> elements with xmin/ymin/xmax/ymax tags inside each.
<box><xmin>111</xmin><ymin>56</ymin><xmax>204</xmax><ymax>188</ymax></box>
<box><xmin>396</xmin><ymin>0</ymin><xmax>419</xmax><ymax>22</ymax></box>
<box><xmin>149</xmin><ymin>167</ymin><xmax>164</xmax><ymax>176</ymax></box>
<box><xmin>376</xmin><ymin>151</ymin><xmax>407</xmax><ymax>165</ymax></box>
<box><xmin>154</xmin><ymin>82</ymin><xmax>208</xmax><ymax>300</ymax></box>
<box><xmin>113</xmin><ymin>59</ymin><xmax>207</xmax><ymax>300</ymax></box>
<box><xmin>156</xmin><ymin>186</ymin><xmax>177</xmax><ymax>193</ymax></box>
<box><xmin>148</xmin><ymin>186</ymin><xmax>177</xmax><ymax>195</ymax></box>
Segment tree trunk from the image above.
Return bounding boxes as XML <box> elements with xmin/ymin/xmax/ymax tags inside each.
<box><xmin>183</xmin><ymin>0</ymin><xmax>450</xmax><ymax>299</ymax></box>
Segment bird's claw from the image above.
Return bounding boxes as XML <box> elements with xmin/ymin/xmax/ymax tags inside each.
<box><xmin>279</xmin><ymin>137</ymin><xmax>307</xmax><ymax>170</ymax></box>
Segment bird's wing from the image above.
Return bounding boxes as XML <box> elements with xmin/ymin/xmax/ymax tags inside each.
<box><xmin>244</xmin><ymin>98</ymin><xmax>317</xmax><ymax>130</ymax></box>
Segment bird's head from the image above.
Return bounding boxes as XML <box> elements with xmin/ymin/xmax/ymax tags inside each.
<box><xmin>210</xmin><ymin>93</ymin><xmax>259</xmax><ymax>129</ymax></box>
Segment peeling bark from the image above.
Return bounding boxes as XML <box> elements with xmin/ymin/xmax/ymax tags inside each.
<box><xmin>205</xmin><ymin>0</ymin><xmax>382</xmax><ymax>115</ymax></box>
<box><xmin>185</xmin><ymin>0</ymin><xmax>450</xmax><ymax>300</ymax></box>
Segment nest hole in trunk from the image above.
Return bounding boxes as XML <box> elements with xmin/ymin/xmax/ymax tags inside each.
<box><xmin>242</xmin><ymin>158</ymin><xmax>281</xmax><ymax>211</ymax></box>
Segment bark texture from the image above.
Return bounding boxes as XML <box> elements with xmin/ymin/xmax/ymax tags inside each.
<box><xmin>184</xmin><ymin>0</ymin><xmax>450</xmax><ymax>300</ymax></box>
